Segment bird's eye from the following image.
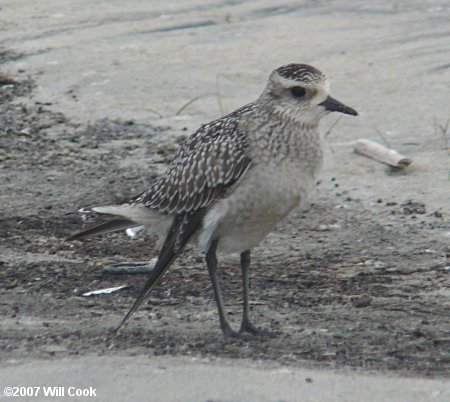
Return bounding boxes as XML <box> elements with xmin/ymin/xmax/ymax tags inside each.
<box><xmin>290</xmin><ymin>87</ymin><xmax>306</xmax><ymax>98</ymax></box>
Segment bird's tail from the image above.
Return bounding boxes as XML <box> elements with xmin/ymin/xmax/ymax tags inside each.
<box><xmin>66</xmin><ymin>218</ymin><xmax>137</xmax><ymax>241</ymax></box>
<box><xmin>115</xmin><ymin>209</ymin><xmax>206</xmax><ymax>332</ymax></box>
<box><xmin>66</xmin><ymin>205</ymin><xmax>154</xmax><ymax>241</ymax></box>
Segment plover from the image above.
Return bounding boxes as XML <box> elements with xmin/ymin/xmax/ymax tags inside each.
<box><xmin>68</xmin><ymin>63</ymin><xmax>357</xmax><ymax>337</ymax></box>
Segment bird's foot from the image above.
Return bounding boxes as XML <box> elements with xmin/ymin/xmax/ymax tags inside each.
<box><xmin>220</xmin><ymin>322</ymin><xmax>253</xmax><ymax>340</ymax></box>
<box><xmin>220</xmin><ymin>322</ymin><xmax>241</xmax><ymax>338</ymax></box>
<box><xmin>239</xmin><ymin>320</ymin><xmax>277</xmax><ymax>338</ymax></box>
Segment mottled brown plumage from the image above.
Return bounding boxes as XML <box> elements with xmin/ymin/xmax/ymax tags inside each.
<box><xmin>133</xmin><ymin>104</ymin><xmax>254</xmax><ymax>214</ymax></box>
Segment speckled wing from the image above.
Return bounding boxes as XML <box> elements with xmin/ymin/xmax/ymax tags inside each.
<box><xmin>134</xmin><ymin>104</ymin><xmax>255</xmax><ymax>214</ymax></box>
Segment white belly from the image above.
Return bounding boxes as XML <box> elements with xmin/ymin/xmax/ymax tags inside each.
<box><xmin>198</xmin><ymin>162</ymin><xmax>317</xmax><ymax>254</ymax></box>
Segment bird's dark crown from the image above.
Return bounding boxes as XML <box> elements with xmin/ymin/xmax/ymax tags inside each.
<box><xmin>276</xmin><ymin>63</ymin><xmax>325</xmax><ymax>84</ymax></box>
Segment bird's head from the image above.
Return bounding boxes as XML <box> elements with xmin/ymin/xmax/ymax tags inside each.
<box><xmin>260</xmin><ymin>63</ymin><xmax>358</xmax><ymax>125</ymax></box>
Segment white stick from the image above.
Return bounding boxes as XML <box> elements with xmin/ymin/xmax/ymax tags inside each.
<box><xmin>353</xmin><ymin>139</ymin><xmax>412</xmax><ymax>168</ymax></box>
<box><xmin>82</xmin><ymin>285</ymin><xmax>128</xmax><ymax>296</ymax></box>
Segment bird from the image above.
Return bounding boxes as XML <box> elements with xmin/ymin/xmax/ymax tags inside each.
<box><xmin>68</xmin><ymin>63</ymin><xmax>358</xmax><ymax>338</ymax></box>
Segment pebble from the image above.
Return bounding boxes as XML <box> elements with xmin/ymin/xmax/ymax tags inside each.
<box><xmin>350</xmin><ymin>295</ymin><xmax>372</xmax><ymax>308</ymax></box>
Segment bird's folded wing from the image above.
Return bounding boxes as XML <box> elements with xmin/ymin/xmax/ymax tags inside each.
<box><xmin>132</xmin><ymin>108</ymin><xmax>254</xmax><ymax>214</ymax></box>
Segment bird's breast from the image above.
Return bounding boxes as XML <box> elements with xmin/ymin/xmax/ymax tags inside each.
<box><xmin>199</xmin><ymin>161</ymin><xmax>317</xmax><ymax>254</ymax></box>
<box><xmin>229</xmin><ymin>161</ymin><xmax>316</xmax><ymax>219</ymax></box>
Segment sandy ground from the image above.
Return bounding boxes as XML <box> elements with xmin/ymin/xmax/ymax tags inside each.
<box><xmin>1</xmin><ymin>0</ymin><xmax>449</xmax><ymax>401</ymax></box>
<box><xmin>1</xmin><ymin>355</ymin><xmax>449</xmax><ymax>402</ymax></box>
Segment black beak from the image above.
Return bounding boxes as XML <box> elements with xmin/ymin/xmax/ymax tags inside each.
<box><xmin>319</xmin><ymin>96</ymin><xmax>358</xmax><ymax>116</ymax></box>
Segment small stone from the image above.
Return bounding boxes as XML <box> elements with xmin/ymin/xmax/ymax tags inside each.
<box><xmin>350</xmin><ymin>295</ymin><xmax>372</xmax><ymax>308</ymax></box>
<box><xmin>317</xmin><ymin>223</ymin><xmax>340</xmax><ymax>231</ymax></box>
<box><xmin>44</xmin><ymin>345</ymin><xmax>68</xmax><ymax>354</ymax></box>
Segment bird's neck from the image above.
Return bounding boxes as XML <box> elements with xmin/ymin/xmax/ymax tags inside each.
<box><xmin>243</xmin><ymin>107</ymin><xmax>323</xmax><ymax>174</ymax></box>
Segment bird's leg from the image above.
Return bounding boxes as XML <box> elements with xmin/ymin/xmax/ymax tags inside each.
<box><xmin>238</xmin><ymin>250</ymin><xmax>261</xmax><ymax>335</ymax></box>
<box><xmin>206</xmin><ymin>238</ymin><xmax>239</xmax><ymax>338</ymax></box>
